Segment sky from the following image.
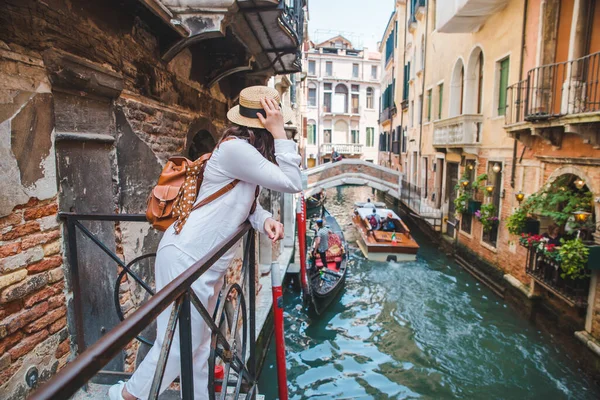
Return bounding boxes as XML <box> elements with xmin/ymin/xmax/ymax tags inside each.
<box><xmin>308</xmin><ymin>0</ymin><xmax>396</xmax><ymax>52</ymax></box>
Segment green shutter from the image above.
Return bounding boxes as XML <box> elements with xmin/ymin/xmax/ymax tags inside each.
<box><xmin>498</xmin><ymin>58</ymin><xmax>510</xmax><ymax>116</ymax></box>
<box><xmin>308</xmin><ymin>124</ymin><xmax>315</xmax><ymax>145</ymax></box>
<box><xmin>438</xmin><ymin>84</ymin><xmax>443</xmax><ymax>119</ymax></box>
<box><xmin>427</xmin><ymin>90</ymin><xmax>432</xmax><ymax>121</ymax></box>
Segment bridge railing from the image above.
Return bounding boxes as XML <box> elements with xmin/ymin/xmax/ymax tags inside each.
<box><xmin>31</xmin><ymin>213</ymin><xmax>257</xmax><ymax>400</ymax></box>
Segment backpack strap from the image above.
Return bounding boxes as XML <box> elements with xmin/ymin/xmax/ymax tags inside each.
<box><xmin>190</xmin><ymin>179</ymin><xmax>240</xmax><ymax>212</ymax></box>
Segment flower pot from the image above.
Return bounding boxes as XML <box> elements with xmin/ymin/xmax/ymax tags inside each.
<box><xmin>467</xmin><ymin>199</ymin><xmax>482</xmax><ymax>214</ymax></box>
<box><xmin>520</xmin><ymin>219</ymin><xmax>540</xmax><ymax>235</ymax></box>
<box><xmin>587</xmin><ymin>245</ymin><xmax>600</xmax><ymax>270</ymax></box>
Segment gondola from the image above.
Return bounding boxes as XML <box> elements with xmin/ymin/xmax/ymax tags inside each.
<box><xmin>305</xmin><ymin>208</ymin><xmax>348</xmax><ymax>315</ymax></box>
<box><xmin>306</xmin><ymin>190</ymin><xmax>326</xmax><ymax>211</ymax></box>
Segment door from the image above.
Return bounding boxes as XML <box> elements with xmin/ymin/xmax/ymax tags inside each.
<box><xmin>445</xmin><ymin>162</ymin><xmax>459</xmax><ymax>238</ymax></box>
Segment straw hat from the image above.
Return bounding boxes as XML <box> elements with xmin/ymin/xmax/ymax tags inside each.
<box><xmin>227</xmin><ymin>86</ymin><xmax>293</xmax><ymax>129</ymax></box>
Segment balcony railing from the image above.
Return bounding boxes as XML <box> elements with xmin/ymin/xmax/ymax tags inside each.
<box><xmin>379</xmin><ymin>106</ymin><xmax>394</xmax><ymax>123</ymax></box>
<box><xmin>506</xmin><ymin>51</ymin><xmax>600</xmax><ymax>125</ymax></box>
<box><xmin>321</xmin><ymin>143</ymin><xmax>363</xmax><ymax>155</ymax></box>
<box><xmin>524</xmin><ymin>244</ymin><xmax>590</xmax><ymax>308</ymax></box>
<box><xmin>432</xmin><ymin>114</ymin><xmax>483</xmax><ymax>148</ymax></box>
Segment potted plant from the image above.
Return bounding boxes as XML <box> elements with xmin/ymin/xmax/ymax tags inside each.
<box><xmin>475</xmin><ymin>203</ymin><xmax>498</xmax><ymax>232</ymax></box>
<box><xmin>454</xmin><ymin>191</ymin><xmax>470</xmax><ymax>215</ymax></box>
<box><xmin>467</xmin><ymin>198</ymin><xmax>482</xmax><ymax>214</ymax></box>
<box><xmin>558</xmin><ymin>238</ymin><xmax>590</xmax><ymax>280</ymax></box>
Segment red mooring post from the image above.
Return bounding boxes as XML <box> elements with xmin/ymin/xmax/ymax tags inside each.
<box><xmin>271</xmin><ymin>261</ymin><xmax>288</xmax><ymax>400</ymax></box>
<box><xmin>296</xmin><ymin>193</ymin><xmax>308</xmax><ymax>296</ymax></box>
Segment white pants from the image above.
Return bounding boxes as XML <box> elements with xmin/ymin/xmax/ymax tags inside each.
<box><xmin>126</xmin><ymin>245</ymin><xmax>226</xmax><ymax>400</ymax></box>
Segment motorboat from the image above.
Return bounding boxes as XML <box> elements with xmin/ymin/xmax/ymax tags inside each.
<box><xmin>352</xmin><ymin>206</ymin><xmax>419</xmax><ymax>262</ymax></box>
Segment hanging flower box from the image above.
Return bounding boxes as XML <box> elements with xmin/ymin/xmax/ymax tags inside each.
<box><xmin>467</xmin><ymin>199</ymin><xmax>482</xmax><ymax>214</ymax></box>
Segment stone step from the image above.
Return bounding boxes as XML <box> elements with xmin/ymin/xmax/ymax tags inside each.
<box><xmin>71</xmin><ymin>382</ymin><xmax>264</xmax><ymax>400</ymax></box>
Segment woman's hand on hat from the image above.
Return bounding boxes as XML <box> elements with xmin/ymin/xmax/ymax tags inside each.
<box><xmin>264</xmin><ymin>217</ymin><xmax>284</xmax><ymax>243</ymax></box>
<box><xmin>257</xmin><ymin>98</ymin><xmax>286</xmax><ymax>140</ymax></box>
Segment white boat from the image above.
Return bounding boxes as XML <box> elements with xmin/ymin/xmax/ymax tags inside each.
<box><xmin>354</xmin><ymin>200</ymin><xmax>386</xmax><ymax>208</ymax></box>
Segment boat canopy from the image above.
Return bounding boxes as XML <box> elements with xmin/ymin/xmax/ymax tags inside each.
<box><xmin>356</xmin><ymin>207</ymin><xmax>400</xmax><ymax>220</ymax></box>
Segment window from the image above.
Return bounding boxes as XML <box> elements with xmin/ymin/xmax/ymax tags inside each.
<box><xmin>477</xmin><ymin>52</ymin><xmax>484</xmax><ymax>114</ymax></box>
<box><xmin>352</xmin><ymin>64</ymin><xmax>359</xmax><ymax>78</ymax></box>
<box><xmin>351</xmin><ymin>84</ymin><xmax>359</xmax><ymax>92</ymax></box>
<box><xmin>366</xmin><ymin>87</ymin><xmax>374</xmax><ymax>109</ymax></box>
<box><xmin>437</xmin><ymin>83</ymin><xmax>444</xmax><ymax>119</ymax></box>
<box><xmin>307</xmin><ymin>121</ymin><xmax>316</xmax><ymax>145</ymax></box>
<box><xmin>334</xmin><ymin>84</ymin><xmax>348</xmax><ymax>113</ymax></box>
<box><xmin>351</xmin><ymin>129</ymin><xmax>359</xmax><ymax>144</ymax></box>
<box><xmin>351</xmin><ymin>94</ymin><xmax>359</xmax><ymax>114</ymax></box>
<box><xmin>420</xmin><ymin>35</ymin><xmax>425</xmax><ymax>71</ymax></box>
<box><xmin>402</xmin><ymin>63</ymin><xmax>410</xmax><ymax>101</ymax></box>
<box><xmin>409</xmin><ymin>100</ymin><xmax>414</xmax><ymax>128</ymax></box>
<box><xmin>323</xmin><ymin>129</ymin><xmax>332</xmax><ymax>143</ymax></box>
<box><xmin>308</xmin><ymin>86</ymin><xmax>317</xmax><ymax>107</ymax></box>
<box><xmin>323</xmin><ymin>83</ymin><xmax>332</xmax><ymax>112</ymax></box>
<box><xmin>325</xmin><ymin>61</ymin><xmax>333</xmax><ymax>76</ymax></box>
<box><xmin>308</xmin><ymin>60</ymin><xmax>316</xmax><ymax>75</ymax></box>
<box><xmin>371</xmin><ymin>66</ymin><xmax>378</xmax><ymax>80</ymax></box>
<box><xmin>497</xmin><ymin>57</ymin><xmax>510</xmax><ymax>116</ymax></box>
<box><xmin>366</xmin><ymin>127</ymin><xmax>374</xmax><ymax>147</ymax></box>
<box><xmin>418</xmin><ymin>95</ymin><xmax>423</xmax><ymax>124</ymax></box>
<box><xmin>426</xmin><ymin>89</ymin><xmax>432</xmax><ymax>122</ymax></box>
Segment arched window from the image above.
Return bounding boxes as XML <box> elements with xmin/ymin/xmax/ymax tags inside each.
<box><xmin>188</xmin><ymin>129</ymin><xmax>215</xmax><ymax>160</ymax></box>
<box><xmin>334</xmin><ymin>84</ymin><xmax>348</xmax><ymax>113</ymax></box>
<box><xmin>465</xmin><ymin>47</ymin><xmax>484</xmax><ymax>114</ymax></box>
<box><xmin>449</xmin><ymin>59</ymin><xmax>465</xmax><ymax>117</ymax></box>
<box><xmin>307</xmin><ymin>120</ymin><xmax>316</xmax><ymax>145</ymax></box>
<box><xmin>366</xmin><ymin>87</ymin><xmax>374</xmax><ymax>109</ymax></box>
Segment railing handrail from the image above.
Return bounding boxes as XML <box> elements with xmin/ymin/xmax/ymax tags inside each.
<box><xmin>30</xmin><ymin>221</ymin><xmax>252</xmax><ymax>400</ymax></box>
<box><xmin>527</xmin><ymin>50</ymin><xmax>600</xmax><ymax>73</ymax></box>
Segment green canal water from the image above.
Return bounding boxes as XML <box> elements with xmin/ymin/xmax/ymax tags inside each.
<box><xmin>258</xmin><ymin>186</ymin><xmax>599</xmax><ymax>399</ymax></box>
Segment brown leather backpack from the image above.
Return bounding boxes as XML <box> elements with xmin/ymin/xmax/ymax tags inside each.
<box><xmin>146</xmin><ymin>138</ymin><xmax>257</xmax><ymax>233</ymax></box>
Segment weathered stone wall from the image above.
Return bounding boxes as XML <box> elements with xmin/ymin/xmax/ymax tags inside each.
<box><xmin>0</xmin><ymin>0</ymin><xmax>262</xmax><ymax>397</ymax></box>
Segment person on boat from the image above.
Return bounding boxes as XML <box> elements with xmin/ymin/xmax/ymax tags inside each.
<box><xmin>381</xmin><ymin>212</ymin><xmax>396</xmax><ymax>232</ymax></box>
<box><xmin>313</xmin><ymin>218</ymin><xmax>330</xmax><ymax>270</ymax></box>
<box><xmin>543</xmin><ymin>223</ymin><xmax>562</xmax><ymax>246</ymax></box>
<box><xmin>109</xmin><ymin>86</ymin><xmax>302</xmax><ymax>400</ymax></box>
<box><xmin>368</xmin><ymin>207</ymin><xmax>381</xmax><ymax>231</ymax></box>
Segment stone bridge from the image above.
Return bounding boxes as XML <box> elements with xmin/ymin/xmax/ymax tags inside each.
<box><xmin>304</xmin><ymin>159</ymin><xmax>403</xmax><ymax>198</ymax></box>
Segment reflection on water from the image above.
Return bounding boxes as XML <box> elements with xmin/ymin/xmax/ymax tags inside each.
<box><xmin>259</xmin><ymin>186</ymin><xmax>598</xmax><ymax>399</ymax></box>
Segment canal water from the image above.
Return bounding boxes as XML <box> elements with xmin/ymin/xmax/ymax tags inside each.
<box><xmin>258</xmin><ymin>186</ymin><xmax>599</xmax><ymax>399</ymax></box>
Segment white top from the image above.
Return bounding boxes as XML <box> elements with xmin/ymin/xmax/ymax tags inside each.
<box><xmin>356</xmin><ymin>207</ymin><xmax>399</xmax><ymax>220</ymax></box>
<box><xmin>158</xmin><ymin>138</ymin><xmax>303</xmax><ymax>272</ymax></box>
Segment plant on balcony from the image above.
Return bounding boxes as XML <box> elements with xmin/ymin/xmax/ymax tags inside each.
<box><xmin>558</xmin><ymin>238</ymin><xmax>590</xmax><ymax>280</ymax></box>
<box><xmin>507</xmin><ymin>207</ymin><xmax>528</xmax><ymax>235</ymax></box>
<box><xmin>519</xmin><ymin>233</ymin><xmax>545</xmax><ymax>248</ymax></box>
<box><xmin>475</xmin><ymin>203</ymin><xmax>498</xmax><ymax>232</ymax></box>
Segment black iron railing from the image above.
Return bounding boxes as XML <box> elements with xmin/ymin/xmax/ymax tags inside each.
<box><xmin>31</xmin><ymin>213</ymin><xmax>257</xmax><ymax>400</ymax></box>
<box><xmin>524</xmin><ymin>244</ymin><xmax>590</xmax><ymax>308</ymax></box>
<box><xmin>506</xmin><ymin>51</ymin><xmax>600</xmax><ymax>125</ymax></box>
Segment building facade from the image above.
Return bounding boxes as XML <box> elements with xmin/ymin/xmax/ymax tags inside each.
<box><xmin>302</xmin><ymin>36</ymin><xmax>381</xmax><ymax>167</ymax></box>
<box><xmin>0</xmin><ymin>0</ymin><xmax>304</xmax><ymax>398</ymax></box>
<box><xmin>383</xmin><ymin>0</ymin><xmax>600</xmax><ymax>370</ymax></box>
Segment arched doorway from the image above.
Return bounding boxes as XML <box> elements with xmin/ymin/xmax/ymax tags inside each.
<box><xmin>333</xmin><ymin>119</ymin><xmax>348</xmax><ymax>144</ymax></box>
<box><xmin>188</xmin><ymin>129</ymin><xmax>216</xmax><ymax>160</ymax></box>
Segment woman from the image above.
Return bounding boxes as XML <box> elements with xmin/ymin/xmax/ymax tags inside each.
<box><xmin>109</xmin><ymin>86</ymin><xmax>302</xmax><ymax>400</ymax></box>
<box><xmin>543</xmin><ymin>223</ymin><xmax>562</xmax><ymax>246</ymax></box>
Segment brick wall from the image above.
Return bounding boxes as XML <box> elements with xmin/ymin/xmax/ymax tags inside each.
<box><xmin>0</xmin><ymin>197</ymin><xmax>68</xmax><ymax>399</ymax></box>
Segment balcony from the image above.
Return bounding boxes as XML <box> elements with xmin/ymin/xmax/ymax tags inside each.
<box><xmin>524</xmin><ymin>245</ymin><xmax>591</xmax><ymax>308</ymax></box>
<box><xmin>321</xmin><ymin>143</ymin><xmax>363</xmax><ymax>155</ymax></box>
<box><xmin>379</xmin><ymin>106</ymin><xmax>395</xmax><ymax>124</ymax></box>
<box><xmin>436</xmin><ymin>0</ymin><xmax>508</xmax><ymax>33</ymax></box>
<box><xmin>432</xmin><ymin>114</ymin><xmax>483</xmax><ymax>151</ymax></box>
<box><xmin>505</xmin><ymin>51</ymin><xmax>600</xmax><ymax>148</ymax></box>
<box><xmin>152</xmin><ymin>0</ymin><xmax>303</xmax><ymax>89</ymax></box>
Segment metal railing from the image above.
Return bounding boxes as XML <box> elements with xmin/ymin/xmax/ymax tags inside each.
<box><xmin>506</xmin><ymin>51</ymin><xmax>600</xmax><ymax>125</ymax></box>
<box><xmin>400</xmin><ymin>180</ymin><xmax>443</xmax><ymax>231</ymax></box>
<box><xmin>32</xmin><ymin>213</ymin><xmax>257</xmax><ymax>400</ymax></box>
<box><xmin>524</xmin><ymin>244</ymin><xmax>590</xmax><ymax>308</ymax></box>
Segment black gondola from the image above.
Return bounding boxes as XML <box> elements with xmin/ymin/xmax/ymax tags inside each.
<box><xmin>306</xmin><ymin>190</ymin><xmax>326</xmax><ymax>211</ymax></box>
<box><xmin>306</xmin><ymin>208</ymin><xmax>348</xmax><ymax>315</ymax></box>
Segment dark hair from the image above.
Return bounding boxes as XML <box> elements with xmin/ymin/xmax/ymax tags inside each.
<box><xmin>220</xmin><ymin>125</ymin><xmax>276</xmax><ymax>164</ymax></box>
<box><xmin>316</xmin><ymin>220</ymin><xmax>323</xmax><ymax>228</ymax></box>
